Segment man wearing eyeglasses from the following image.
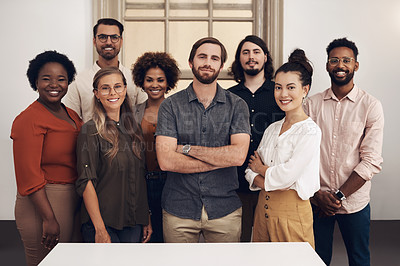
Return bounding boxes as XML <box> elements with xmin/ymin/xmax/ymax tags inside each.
<box><xmin>304</xmin><ymin>38</ymin><xmax>384</xmax><ymax>266</ymax></box>
<box><xmin>64</xmin><ymin>18</ymin><xmax>147</xmax><ymax>122</ymax></box>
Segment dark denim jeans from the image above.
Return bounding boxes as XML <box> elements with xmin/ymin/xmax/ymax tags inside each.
<box><xmin>313</xmin><ymin>203</ymin><xmax>370</xmax><ymax>266</ymax></box>
<box><xmin>146</xmin><ymin>174</ymin><xmax>166</xmax><ymax>243</ymax></box>
<box><xmin>81</xmin><ymin>220</ymin><xmax>142</xmax><ymax>243</ymax></box>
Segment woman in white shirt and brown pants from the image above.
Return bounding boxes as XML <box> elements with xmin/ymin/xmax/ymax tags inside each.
<box><xmin>245</xmin><ymin>49</ymin><xmax>321</xmax><ymax>248</ymax></box>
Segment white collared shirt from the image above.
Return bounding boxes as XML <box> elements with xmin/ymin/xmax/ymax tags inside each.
<box><xmin>245</xmin><ymin>117</ymin><xmax>321</xmax><ymax>200</ymax></box>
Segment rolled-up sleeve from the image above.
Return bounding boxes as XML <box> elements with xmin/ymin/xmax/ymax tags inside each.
<box><xmin>354</xmin><ymin>100</ymin><xmax>384</xmax><ymax>181</ymax></box>
<box><xmin>155</xmin><ymin>98</ymin><xmax>178</xmax><ymax>139</ymax></box>
<box><xmin>230</xmin><ymin>98</ymin><xmax>251</xmax><ymax>135</ymax></box>
<box><xmin>75</xmin><ymin>123</ymin><xmax>99</xmax><ymax>196</ymax></box>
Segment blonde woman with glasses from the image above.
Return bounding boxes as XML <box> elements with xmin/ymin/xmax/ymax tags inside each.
<box><xmin>75</xmin><ymin>67</ymin><xmax>152</xmax><ymax>243</ymax></box>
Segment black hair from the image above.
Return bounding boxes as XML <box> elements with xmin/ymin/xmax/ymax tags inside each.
<box><xmin>26</xmin><ymin>50</ymin><xmax>76</xmax><ymax>91</ymax></box>
<box><xmin>132</xmin><ymin>52</ymin><xmax>180</xmax><ymax>93</ymax></box>
<box><xmin>229</xmin><ymin>35</ymin><xmax>274</xmax><ymax>83</ymax></box>
<box><xmin>326</xmin><ymin>37</ymin><xmax>358</xmax><ymax>60</ymax></box>
<box><xmin>93</xmin><ymin>18</ymin><xmax>124</xmax><ymax>36</ymax></box>
<box><xmin>275</xmin><ymin>49</ymin><xmax>313</xmax><ymax>87</ymax></box>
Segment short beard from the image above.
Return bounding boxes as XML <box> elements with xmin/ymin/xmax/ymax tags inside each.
<box><xmin>96</xmin><ymin>46</ymin><xmax>119</xmax><ymax>61</ymax></box>
<box><xmin>329</xmin><ymin>71</ymin><xmax>354</xmax><ymax>86</ymax></box>
<box><xmin>243</xmin><ymin>63</ymin><xmax>264</xmax><ymax>76</ymax></box>
<box><xmin>192</xmin><ymin>67</ymin><xmax>220</xmax><ymax>84</ymax></box>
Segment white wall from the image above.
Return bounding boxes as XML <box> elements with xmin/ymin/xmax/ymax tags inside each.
<box><xmin>283</xmin><ymin>0</ymin><xmax>400</xmax><ymax>219</ymax></box>
<box><xmin>0</xmin><ymin>0</ymin><xmax>93</xmax><ymax>219</ymax></box>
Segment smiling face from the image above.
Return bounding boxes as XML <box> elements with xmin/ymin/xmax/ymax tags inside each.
<box><xmin>36</xmin><ymin>62</ymin><xmax>68</xmax><ymax>105</ymax></box>
<box><xmin>94</xmin><ymin>73</ymin><xmax>126</xmax><ymax>114</ymax></box>
<box><xmin>189</xmin><ymin>43</ymin><xmax>223</xmax><ymax>84</ymax></box>
<box><xmin>143</xmin><ymin>67</ymin><xmax>167</xmax><ymax>101</ymax></box>
<box><xmin>274</xmin><ymin>71</ymin><xmax>309</xmax><ymax>115</ymax></box>
<box><xmin>327</xmin><ymin>47</ymin><xmax>359</xmax><ymax>87</ymax></box>
<box><xmin>93</xmin><ymin>24</ymin><xmax>122</xmax><ymax>61</ymax></box>
<box><xmin>240</xmin><ymin>41</ymin><xmax>267</xmax><ymax>76</ymax></box>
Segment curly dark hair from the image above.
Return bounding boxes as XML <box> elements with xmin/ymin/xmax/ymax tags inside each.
<box><xmin>26</xmin><ymin>50</ymin><xmax>76</xmax><ymax>91</ymax></box>
<box><xmin>229</xmin><ymin>35</ymin><xmax>274</xmax><ymax>83</ymax></box>
<box><xmin>131</xmin><ymin>52</ymin><xmax>180</xmax><ymax>93</ymax></box>
<box><xmin>326</xmin><ymin>37</ymin><xmax>359</xmax><ymax>60</ymax></box>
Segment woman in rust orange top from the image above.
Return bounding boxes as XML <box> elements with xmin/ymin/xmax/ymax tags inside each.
<box><xmin>132</xmin><ymin>52</ymin><xmax>180</xmax><ymax>242</ymax></box>
<box><xmin>11</xmin><ymin>51</ymin><xmax>82</xmax><ymax>266</ymax></box>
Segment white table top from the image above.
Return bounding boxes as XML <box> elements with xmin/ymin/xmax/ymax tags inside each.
<box><xmin>39</xmin><ymin>242</ymin><xmax>325</xmax><ymax>266</ymax></box>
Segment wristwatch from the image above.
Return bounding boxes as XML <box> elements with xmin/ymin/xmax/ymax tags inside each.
<box><xmin>182</xmin><ymin>144</ymin><xmax>191</xmax><ymax>155</ymax></box>
<box><xmin>335</xmin><ymin>190</ymin><xmax>346</xmax><ymax>201</ymax></box>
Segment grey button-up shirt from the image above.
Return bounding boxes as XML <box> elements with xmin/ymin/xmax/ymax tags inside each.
<box><xmin>156</xmin><ymin>83</ymin><xmax>251</xmax><ymax>220</ymax></box>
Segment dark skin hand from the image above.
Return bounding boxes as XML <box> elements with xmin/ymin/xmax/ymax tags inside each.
<box><xmin>312</xmin><ymin>190</ymin><xmax>341</xmax><ymax>217</ymax></box>
<box><xmin>313</xmin><ymin>171</ymin><xmax>366</xmax><ymax>217</ymax></box>
<box><xmin>29</xmin><ymin>189</ymin><xmax>60</xmax><ymax>250</ymax></box>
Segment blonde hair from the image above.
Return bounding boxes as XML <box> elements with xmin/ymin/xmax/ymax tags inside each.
<box><xmin>92</xmin><ymin>67</ymin><xmax>143</xmax><ymax>161</ymax></box>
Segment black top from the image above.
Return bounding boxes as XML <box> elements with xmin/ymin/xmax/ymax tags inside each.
<box><xmin>156</xmin><ymin>83</ymin><xmax>251</xmax><ymax>220</ymax></box>
<box><xmin>75</xmin><ymin>120</ymin><xmax>149</xmax><ymax>230</ymax></box>
<box><xmin>228</xmin><ymin>80</ymin><xmax>285</xmax><ymax>193</ymax></box>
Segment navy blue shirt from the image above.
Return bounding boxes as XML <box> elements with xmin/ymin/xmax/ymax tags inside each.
<box><xmin>228</xmin><ymin>80</ymin><xmax>285</xmax><ymax>193</ymax></box>
<box><xmin>156</xmin><ymin>83</ymin><xmax>250</xmax><ymax>220</ymax></box>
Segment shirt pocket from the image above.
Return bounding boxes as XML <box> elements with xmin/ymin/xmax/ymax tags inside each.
<box><xmin>340</xmin><ymin>122</ymin><xmax>365</xmax><ymax>146</ymax></box>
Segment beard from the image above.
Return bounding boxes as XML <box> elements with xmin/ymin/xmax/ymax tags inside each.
<box><xmin>192</xmin><ymin>66</ymin><xmax>220</xmax><ymax>84</ymax></box>
<box><xmin>329</xmin><ymin>70</ymin><xmax>355</xmax><ymax>86</ymax></box>
<box><xmin>243</xmin><ymin>62</ymin><xmax>264</xmax><ymax>76</ymax></box>
<box><xmin>96</xmin><ymin>45</ymin><xmax>120</xmax><ymax>60</ymax></box>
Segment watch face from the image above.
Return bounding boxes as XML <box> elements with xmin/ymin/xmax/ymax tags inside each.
<box><xmin>335</xmin><ymin>190</ymin><xmax>345</xmax><ymax>200</ymax></box>
<box><xmin>183</xmin><ymin>144</ymin><xmax>191</xmax><ymax>154</ymax></box>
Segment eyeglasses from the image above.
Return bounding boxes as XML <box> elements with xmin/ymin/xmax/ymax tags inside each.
<box><xmin>327</xmin><ymin>57</ymin><xmax>355</xmax><ymax>66</ymax></box>
<box><xmin>97</xmin><ymin>84</ymin><xmax>126</xmax><ymax>96</ymax></box>
<box><xmin>96</xmin><ymin>34</ymin><xmax>121</xmax><ymax>43</ymax></box>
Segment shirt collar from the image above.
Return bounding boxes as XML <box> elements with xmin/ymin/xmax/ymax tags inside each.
<box><xmin>323</xmin><ymin>84</ymin><xmax>359</xmax><ymax>102</ymax></box>
<box><xmin>186</xmin><ymin>82</ymin><xmax>226</xmax><ymax>104</ymax></box>
<box><xmin>93</xmin><ymin>61</ymin><xmax>122</xmax><ymax>72</ymax></box>
<box><xmin>238</xmin><ymin>79</ymin><xmax>274</xmax><ymax>93</ymax></box>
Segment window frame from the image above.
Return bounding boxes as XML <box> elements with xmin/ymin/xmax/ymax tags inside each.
<box><xmin>93</xmin><ymin>0</ymin><xmax>283</xmax><ymax>79</ymax></box>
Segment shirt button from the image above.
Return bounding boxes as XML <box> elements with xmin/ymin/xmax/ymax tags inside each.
<box><xmin>202</xmin><ymin>128</ymin><xmax>206</xmax><ymax>132</ymax></box>
<box><xmin>265</xmin><ymin>195</ymin><xmax>269</xmax><ymax>200</ymax></box>
<box><xmin>333</xmin><ymin>135</ymin><xmax>336</xmax><ymax>138</ymax></box>
<box><xmin>264</xmin><ymin>204</ymin><xmax>268</xmax><ymax>209</ymax></box>
<box><xmin>252</xmin><ymin>94</ymin><xmax>255</xmax><ymax>98</ymax></box>
<box><xmin>251</xmin><ymin>124</ymin><xmax>254</xmax><ymax>127</ymax></box>
<box><xmin>332</xmin><ymin>153</ymin><xmax>335</xmax><ymax>156</ymax></box>
<box><xmin>250</xmin><ymin>139</ymin><xmax>253</xmax><ymax>142</ymax></box>
<box><xmin>265</xmin><ymin>213</ymin><xmax>269</xmax><ymax>218</ymax></box>
<box><xmin>251</xmin><ymin>109</ymin><xmax>255</xmax><ymax>113</ymax></box>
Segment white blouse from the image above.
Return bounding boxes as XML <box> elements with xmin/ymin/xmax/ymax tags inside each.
<box><xmin>245</xmin><ymin>117</ymin><xmax>321</xmax><ymax>200</ymax></box>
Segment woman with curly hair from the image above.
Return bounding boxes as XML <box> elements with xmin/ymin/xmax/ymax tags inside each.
<box><xmin>11</xmin><ymin>51</ymin><xmax>82</xmax><ymax>266</ymax></box>
<box><xmin>76</xmin><ymin>67</ymin><xmax>151</xmax><ymax>243</ymax></box>
<box><xmin>132</xmin><ymin>52</ymin><xmax>180</xmax><ymax>242</ymax></box>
